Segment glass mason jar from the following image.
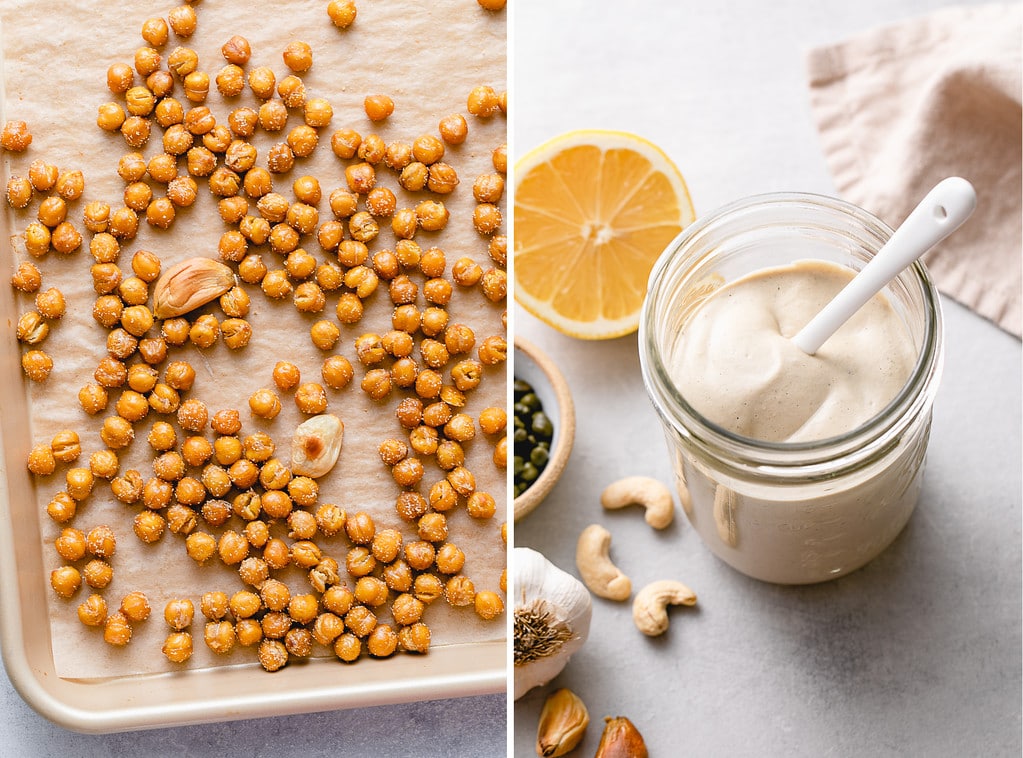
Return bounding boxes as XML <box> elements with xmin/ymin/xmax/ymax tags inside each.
<box><xmin>638</xmin><ymin>193</ymin><xmax>944</xmax><ymax>584</ymax></box>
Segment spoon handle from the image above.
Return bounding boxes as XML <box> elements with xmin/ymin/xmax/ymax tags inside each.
<box><xmin>792</xmin><ymin>177</ymin><xmax>976</xmax><ymax>355</ymax></box>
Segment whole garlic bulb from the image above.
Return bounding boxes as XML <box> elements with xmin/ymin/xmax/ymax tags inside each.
<box><xmin>514</xmin><ymin>547</ymin><xmax>592</xmax><ymax>700</ymax></box>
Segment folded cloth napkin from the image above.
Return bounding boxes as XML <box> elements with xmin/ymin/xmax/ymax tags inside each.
<box><xmin>807</xmin><ymin>3</ymin><xmax>1022</xmax><ymax>337</ymax></box>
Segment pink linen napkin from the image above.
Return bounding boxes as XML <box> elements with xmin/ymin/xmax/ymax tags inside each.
<box><xmin>807</xmin><ymin>3</ymin><xmax>1022</xmax><ymax>337</ymax></box>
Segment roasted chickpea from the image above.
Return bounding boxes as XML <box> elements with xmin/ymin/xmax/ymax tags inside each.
<box><xmin>50</xmin><ymin>566</ymin><xmax>82</xmax><ymax>599</ymax></box>
<box><xmin>327</xmin><ymin>0</ymin><xmax>358</xmax><ymax>28</ymax></box>
<box><xmin>294</xmin><ymin>382</ymin><xmax>328</xmax><ymax>414</ymax></box>
<box><xmin>444</xmin><ymin>575</ymin><xmax>476</xmax><ymax>607</ymax></box>
<box><xmin>249</xmin><ymin>388</ymin><xmax>282</xmax><ymax>419</ymax></box>
<box><xmin>77</xmin><ymin>594</ymin><xmax>108</xmax><ymax>627</ymax></box>
<box><xmin>321</xmin><ymin>355</ymin><xmax>354</xmax><ymax>389</ymax></box>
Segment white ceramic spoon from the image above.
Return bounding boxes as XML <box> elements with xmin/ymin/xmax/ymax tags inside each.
<box><xmin>792</xmin><ymin>177</ymin><xmax>976</xmax><ymax>355</ymax></box>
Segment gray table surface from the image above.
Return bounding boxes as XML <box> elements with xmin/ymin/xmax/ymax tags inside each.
<box><xmin>513</xmin><ymin>0</ymin><xmax>1021</xmax><ymax>756</ymax></box>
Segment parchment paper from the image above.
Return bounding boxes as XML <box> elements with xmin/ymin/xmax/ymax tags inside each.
<box><xmin>1</xmin><ymin>0</ymin><xmax>506</xmax><ymax>679</ymax></box>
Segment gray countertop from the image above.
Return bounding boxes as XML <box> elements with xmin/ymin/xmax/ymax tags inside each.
<box><xmin>512</xmin><ymin>0</ymin><xmax>1021</xmax><ymax>756</ymax></box>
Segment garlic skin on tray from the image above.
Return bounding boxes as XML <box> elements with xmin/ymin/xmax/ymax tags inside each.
<box><xmin>514</xmin><ymin>547</ymin><xmax>592</xmax><ymax>700</ymax></box>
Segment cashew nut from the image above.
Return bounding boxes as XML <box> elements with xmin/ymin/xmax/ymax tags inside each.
<box><xmin>632</xmin><ymin>580</ymin><xmax>697</xmax><ymax>636</ymax></box>
<box><xmin>600</xmin><ymin>476</ymin><xmax>674</xmax><ymax>529</ymax></box>
<box><xmin>575</xmin><ymin>524</ymin><xmax>631</xmax><ymax>601</ymax></box>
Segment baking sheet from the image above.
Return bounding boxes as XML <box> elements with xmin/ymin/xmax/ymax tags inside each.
<box><xmin>1</xmin><ymin>0</ymin><xmax>506</xmax><ymax>683</ymax></box>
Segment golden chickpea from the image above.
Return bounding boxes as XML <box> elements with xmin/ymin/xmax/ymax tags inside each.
<box><xmin>78</xmin><ymin>384</ymin><xmax>109</xmax><ymax>415</ymax></box>
<box><xmin>451</xmin><ymin>257</ymin><xmax>483</xmax><ymax>287</ymax></box>
<box><xmin>82</xmin><ymin>559</ymin><xmax>114</xmax><ymax>589</ymax></box>
<box><xmin>65</xmin><ymin>467</ymin><xmax>95</xmax><ymax>501</ymax></box>
<box><xmin>48</xmin><ymin>430</ymin><xmax>80</xmax><ymax>464</ymax></box>
<box><xmin>0</xmin><ymin>119</ymin><xmax>31</xmax><ymax>151</ymax></box>
<box><xmin>305</xmin><ymin>97</ymin><xmax>333</xmax><ymax>127</ymax></box>
<box><xmin>285</xmin><ymin>248</ymin><xmax>317</xmax><ymax>279</ymax></box>
<box><xmin>218</xmin><ymin>529</ymin><xmax>250</xmax><ymax>565</ymax></box>
<box><xmin>427</xmin><ymin>163</ymin><xmax>459</xmax><ymax>194</ymax></box>
<box><xmin>435</xmin><ymin>543</ymin><xmax>465</xmax><ymax>575</ymax></box>
<box><xmin>416</xmin><ymin>200</ymin><xmax>449</xmax><ymax>231</ymax></box>
<box><xmin>444</xmin><ymin>413</ymin><xmax>476</xmax><ymax>442</ymax></box>
<box><xmin>156</xmin><ymin>97</ymin><xmax>185</xmax><ymax>127</ymax></box>
<box><xmin>6</xmin><ymin>176</ymin><xmax>32</xmax><ymax>209</ymax></box>
<box><xmin>107</xmin><ymin>62</ymin><xmax>134</xmax><ymax>93</ymax></box>
<box><xmin>248</xmin><ymin>388</ymin><xmax>282</xmax><ymax>420</ymax></box>
<box><xmin>334</xmin><ymin>292</ymin><xmax>364</xmax><ymax>325</ymax></box>
<box><xmin>278</xmin><ymin>75</ymin><xmax>307</xmax><ymax>109</ymax></box>
<box><xmin>228</xmin><ymin>459</ymin><xmax>259</xmax><ymax>490</ymax></box>
<box><xmin>77</xmin><ymin>594</ymin><xmax>108</xmax><ymax>627</ymax></box>
<box><xmin>467</xmin><ymin>85</ymin><xmax>500</xmax><ymax>117</ymax></box>
<box><xmin>268</xmin><ymin>222</ymin><xmax>299</xmax><ymax>254</ymax></box>
<box><xmin>444</xmin><ymin>575</ymin><xmax>476</xmax><ymax>607</ymax></box>
<box><xmin>204</xmin><ymin>621</ymin><xmax>236</xmax><ymax>655</ymax></box>
<box><xmin>344</xmin><ymin>605</ymin><xmax>377</xmax><ymax>639</ymax></box>
<box><xmin>473</xmin><ymin>203</ymin><xmax>502</xmax><ymax>235</ymax></box>
<box><xmin>141</xmin><ymin>476</ymin><xmax>173</xmax><ymax>509</ymax></box>
<box><xmin>438</xmin><ymin>113</ymin><xmax>468</xmax><ymax>144</ymax></box>
<box><xmin>399</xmin><ymin>162</ymin><xmax>428</xmax><ymax>192</ymax></box>
<box><xmin>492</xmin><ymin>143</ymin><xmax>508</xmax><ymax>173</ymax></box>
<box><xmin>467</xmin><ymin>491</ymin><xmax>497</xmax><ymax>520</ymax></box>
<box><xmin>166</xmin><ymin>504</ymin><xmax>197</xmax><ymax>535</ymax></box>
<box><xmin>309</xmin><ymin>319</ymin><xmax>340</xmax><ymax>350</ymax></box>
<box><xmin>24</xmin><ymin>222</ymin><xmax>51</xmax><ymax>257</ymax></box>
<box><xmin>435</xmin><ymin>439</ymin><xmax>465</xmax><ymax>470</ymax></box>
<box><xmin>384</xmin><ymin>140</ymin><xmax>413</xmax><ymax>170</ymax></box>
<box><xmin>392</xmin><ymin>209</ymin><xmax>417</xmax><ymax>239</ymax></box>
<box><xmin>120</xmin><ymin>116</ymin><xmax>151</xmax><ymax>150</ymax></box>
<box><xmin>429</xmin><ymin>479</ymin><xmax>458</xmax><ymax>512</ymax></box>
<box><xmin>345</xmin><ymin>162</ymin><xmax>375</xmax><ymax>194</ymax></box>
<box><xmin>163</xmin><ymin>632</ymin><xmax>193</xmax><ymax>663</ymax></box>
<box><xmin>167</xmin><ymin>4</ymin><xmax>197</xmax><ymax>37</ymax></box>
<box><xmin>398</xmin><ymin>622</ymin><xmax>431</xmax><ymax>654</ymax></box>
<box><xmin>312</xmin><ymin>613</ymin><xmax>344</xmax><ymax>647</ymax></box>
<box><xmin>229</xmin><ymin>590</ymin><xmax>262</xmax><ymax>620</ymax></box>
<box><xmin>413</xmin><ymin>573</ymin><xmax>444</xmax><ymax>604</ymax></box>
<box><xmin>447</xmin><ymin>466</ymin><xmax>476</xmax><ymax>498</ymax></box>
<box><xmin>331</xmin><ymin>128</ymin><xmax>361</xmax><ymax>159</ymax></box>
<box><xmin>294</xmin><ymin>382</ymin><xmax>328</xmax><ymax>414</ymax></box>
<box><xmin>186</xmin><ymin>146</ymin><xmax>216</xmax><ymax>176</ymax></box>
<box><xmin>216</xmin><ymin>64</ymin><xmax>245</xmax><ymax>97</ymax></box>
<box><xmin>473</xmin><ymin>173</ymin><xmax>505</xmax><ymax>204</ymax></box>
<box><xmin>10</xmin><ymin>261</ymin><xmax>41</xmax><ymax>293</ymax></box>
<box><xmin>218</xmin><ymin>230</ymin><xmax>247</xmax><ymax>263</ymax></box>
<box><xmin>418</xmin><ymin>512</ymin><xmax>449</xmax><ymax>543</ymax></box>
<box><xmin>221</xmin><ymin>34</ymin><xmax>251</xmax><ymax>65</ymax></box>
<box><xmin>327</xmin><ymin>0</ymin><xmax>358</xmax><ymax>28</ymax></box>
<box><xmin>478</xmin><ymin>334</ymin><xmax>507</xmax><ymax>365</ymax></box>
<box><xmin>110</xmin><ymin>470</ymin><xmax>143</xmax><ymax>504</ymax></box>
<box><xmin>50</xmin><ymin>566</ymin><xmax>82</xmax><ymax>599</ymax></box>
<box><xmin>26</xmin><ymin>443</ymin><xmax>55</xmax><ymax>476</ymax></box>
<box><xmin>120</xmin><ymin>591</ymin><xmax>151</xmax><ymax>623</ymax></box>
<box><xmin>214</xmin><ymin>436</ymin><xmax>242</xmax><ymax>467</ymax></box>
<box><xmin>334</xmin><ymin>633</ymin><xmax>361</xmax><ymax>662</ymax></box>
<box><xmin>238</xmin><ymin>556</ymin><xmax>269</xmax><ymax>586</ymax></box>
<box><xmin>168</xmin><ymin>175</ymin><xmax>198</xmax><ymax>207</ymax></box>
<box><xmin>321</xmin><ymin>355</ymin><xmax>354</xmax><ymax>389</ymax></box>
<box><xmin>21</xmin><ymin>350</ymin><xmax>52</xmax><ymax>382</ymax></box>
<box><xmin>55</xmin><ymin>527</ymin><xmax>87</xmax><ymax>562</ymax></box>
<box><xmin>412</xmin><ymin>134</ymin><xmax>444</xmax><ymax>165</ymax></box>
<box><xmin>364</xmin><ymin>94</ymin><xmax>394</xmax><ymax>121</ymax></box>
<box><xmin>474</xmin><ymin>590</ymin><xmax>504</xmax><ymax>620</ymax></box>
<box><xmin>282</xmin><ymin>40</ymin><xmax>313</xmax><ymax>72</ymax></box>
<box><xmin>222</xmin><ymin>318</ymin><xmax>251</xmax><ymax>349</ymax></box>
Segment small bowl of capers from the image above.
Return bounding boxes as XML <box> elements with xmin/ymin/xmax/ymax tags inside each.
<box><xmin>513</xmin><ymin>336</ymin><xmax>575</xmax><ymax>521</ymax></box>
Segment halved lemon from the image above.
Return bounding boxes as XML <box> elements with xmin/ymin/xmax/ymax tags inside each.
<box><xmin>514</xmin><ymin>130</ymin><xmax>695</xmax><ymax>339</ymax></box>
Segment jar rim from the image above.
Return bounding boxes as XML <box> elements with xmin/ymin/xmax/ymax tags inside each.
<box><xmin>639</xmin><ymin>191</ymin><xmax>944</xmax><ymax>473</ymax></box>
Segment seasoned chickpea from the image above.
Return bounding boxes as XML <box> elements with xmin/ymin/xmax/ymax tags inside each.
<box><xmin>293</xmin><ymin>382</ymin><xmax>328</xmax><ymax>414</ymax></box>
<box><xmin>204</xmin><ymin>621</ymin><xmax>236</xmax><ymax>655</ymax></box>
<box><xmin>10</xmin><ymin>261</ymin><xmax>41</xmax><ymax>293</ymax></box>
<box><xmin>288</xmin><ymin>594</ymin><xmax>319</xmax><ymax>625</ymax></box>
<box><xmin>334</xmin><ymin>633</ymin><xmax>361</xmax><ymax>662</ymax></box>
<box><xmin>84</xmin><ymin>526</ymin><xmax>116</xmax><ymax>558</ymax></box>
<box><xmin>478</xmin><ymin>406</ymin><xmax>507</xmax><ymax>435</ymax></box>
<box><xmin>83</xmin><ymin>559</ymin><xmax>114</xmax><ymax>589</ymax></box>
<box><xmin>312</xmin><ymin>612</ymin><xmax>345</xmax><ymax>647</ymax></box>
<box><xmin>21</xmin><ymin>350</ymin><xmax>53</xmax><ymax>382</ymax></box>
<box><xmin>429</xmin><ymin>479</ymin><xmax>458</xmax><ymax>512</ymax></box>
<box><xmin>260</xmin><ymin>578</ymin><xmax>291</xmax><ymax>612</ymax></box>
<box><xmin>163</xmin><ymin>632</ymin><xmax>193</xmax><ymax>663</ymax></box>
<box><xmin>492</xmin><ymin>143</ymin><xmax>508</xmax><ymax>173</ymax></box>
<box><xmin>447</xmin><ymin>465</ymin><xmax>476</xmax><ymax>498</ymax></box>
<box><xmin>427</xmin><ymin>163</ymin><xmax>459</xmax><ymax>194</ymax></box>
<box><xmin>435</xmin><ymin>543</ymin><xmax>466</xmax><ymax>575</ymax></box>
<box><xmin>167</xmin><ymin>4</ymin><xmax>197</xmax><ymax>36</ymax></box>
<box><xmin>478</xmin><ymin>334</ymin><xmax>507</xmax><ymax>365</ymax></box>
<box><xmin>120</xmin><ymin>591</ymin><xmax>151</xmax><ymax>622</ymax></box>
<box><xmin>344</xmin><ymin>605</ymin><xmax>377</xmax><ymax>638</ymax></box>
<box><xmin>413</xmin><ymin>573</ymin><xmax>444</xmax><ymax>604</ymax></box>
<box><xmin>238</xmin><ymin>254</ymin><xmax>268</xmax><ymax>285</ymax></box>
<box><xmin>444</xmin><ymin>575</ymin><xmax>476</xmax><ymax>607</ymax></box>
<box><xmin>218</xmin><ymin>529</ymin><xmax>250</xmax><ymax>565</ymax></box>
<box><xmin>77</xmin><ymin>594</ymin><xmax>108</xmax><ymax>627</ymax></box>
<box><xmin>345</xmin><ymin>162</ymin><xmax>375</xmax><ymax>194</ymax></box>
<box><xmin>304</xmin><ymin>97</ymin><xmax>333</xmax><ymax>127</ymax></box>
<box><xmin>156</xmin><ymin>97</ymin><xmax>185</xmax><ymax>127</ymax></box>
<box><xmin>467</xmin><ymin>85</ymin><xmax>500</xmax><ymax>117</ymax></box>
<box><xmin>399</xmin><ymin>162</ymin><xmax>428</xmax><ymax>192</ymax></box>
<box><xmin>229</xmin><ymin>590</ymin><xmax>262</xmax><ymax>620</ymax></box>
<box><xmin>409</xmin><ymin>425</ymin><xmax>441</xmax><ymax>457</ymax></box>
<box><xmin>142</xmin><ymin>476</ymin><xmax>173</xmax><ymax>509</ymax></box>
<box><xmin>238</xmin><ymin>556</ymin><xmax>269</xmax><ymax>587</ymax></box>
<box><xmin>391</xmin><ymin>208</ymin><xmax>418</xmax><ymax>239</ymax></box>
<box><xmin>418</xmin><ymin>512</ymin><xmax>448</xmax><ymax>543</ymax></box>
<box><xmin>222</xmin><ymin>35</ymin><xmax>251</xmax><ymax>65</ymax></box>
<box><xmin>166</xmin><ymin>504</ymin><xmax>198</xmax><ymax>535</ymax></box>
<box><xmin>438</xmin><ymin>113</ymin><xmax>468</xmax><ymax>145</ymax></box>
<box><xmin>228</xmin><ymin>459</ymin><xmax>259</xmax><ymax>489</ymax></box>
<box><xmin>452</xmin><ymin>256</ymin><xmax>483</xmax><ymax>287</ymax></box>
<box><xmin>398</xmin><ymin>622</ymin><xmax>431</xmax><ymax>654</ymax></box>
<box><xmin>435</xmin><ymin>439</ymin><xmax>465</xmax><ymax>470</ymax></box>
<box><xmin>101</xmin><ymin>415</ymin><xmax>135</xmax><ymax>449</ymax></box>
<box><xmin>416</xmin><ymin>200</ymin><xmax>449</xmax><ymax>231</ymax></box>
<box><xmin>6</xmin><ymin>176</ymin><xmax>32</xmax><ymax>209</ymax></box>
<box><xmin>249</xmin><ymin>388</ymin><xmax>282</xmax><ymax>419</ymax></box>
<box><xmin>412</xmin><ymin>135</ymin><xmax>444</xmax><ymax>165</ymax></box>
<box><xmin>50</xmin><ymin>566</ymin><xmax>81</xmax><ymax>598</ymax></box>
<box><xmin>364</xmin><ymin>94</ymin><xmax>394</xmax><ymax>121</ymax></box>
<box><xmin>263</xmin><ymin>537</ymin><xmax>291</xmax><ymax>569</ymax></box>
<box><xmin>26</xmin><ymin>443</ymin><xmax>56</xmax><ymax>476</ymax></box>
<box><xmin>327</xmin><ymin>0</ymin><xmax>358</xmax><ymax>28</ymax></box>
<box><xmin>361</xmin><ymin>368</ymin><xmax>391</xmax><ymax>400</ymax></box>
<box><xmin>474</xmin><ymin>590</ymin><xmax>505</xmax><ymax>620</ymax></box>
<box><xmin>216</xmin><ymin>64</ymin><xmax>245</xmax><ymax>97</ymax></box>
<box><xmin>279</xmin><ymin>76</ymin><xmax>307</xmax><ymax>109</ymax></box>
<box><xmin>261</xmin><ymin>269</ymin><xmax>292</xmax><ymax>299</ymax></box>
<box><xmin>214</xmin><ymin>436</ymin><xmax>243</xmax><ymax>466</ymax></box>
<box><xmin>392</xmin><ymin>457</ymin><xmax>425</xmax><ymax>488</ymax></box>
<box><xmin>134</xmin><ymin>510</ymin><xmax>167</xmax><ymax>544</ymax></box>
<box><xmin>23</xmin><ymin>222</ymin><xmax>50</xmax><ymax>257</ymax></box>
<box><xmin>384</xmin><ymin>140</ymin><xmax>413</xmax><ymax>170</ymax></box>
<box><xmin>404</xmin><ymin>540</ymin><xmax>436</xmax><ymax>572</ymax></box>
<box><xmin>110</xmin><ymin>470</ymin><xmax>143</xmax><ymax>504</ymax></box>
<box><xmin>330</xmin><ymin>129</ymin><xmax>361</xmax><ymax>160</ymax></box>
<box><xmin>307</xmin><ymin>319</ymin><xmax>338</xmax><ymax>351</ymax></box>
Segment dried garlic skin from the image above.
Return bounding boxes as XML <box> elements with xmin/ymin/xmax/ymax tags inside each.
<box><xmin>152</xmin><ymin>257</ymin><xmax>236</xmax><ymax>318</ymax></box>
<box><xmin>594</xmin><ymin>716</ymin><xmax>648</xmax><ymax>758</ymax></box>
<box><xmin>290</xmin><ymin>414</ymin><xmax>344</xmax><ymax>478</ymax></box>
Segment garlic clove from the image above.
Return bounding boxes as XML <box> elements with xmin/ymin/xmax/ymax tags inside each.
<box><xmin>513</xmin><ymin>547</ymin><xmax>592</xmax><ymax>700</ymax></box>
<box><xmin>152</xmin><ymin>257</ymin><xmax>236</xmax><ymax>319</ymax></box>
<box><xmin>290</xmin><ymin>414</ymin><xmax>344</xmax><ymax>478</ymax></box>
<box><xmin>536</xmin><ymin>687</ymin><xmax>589</xmax><ymax>757</ymax></box>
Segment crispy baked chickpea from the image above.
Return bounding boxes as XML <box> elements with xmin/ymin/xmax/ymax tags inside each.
<box><xmin>167</xmin><ymin>175</ymin><xmax>198</xmax><ymax>207</ymax></box>
<box><xmin>221</xmin><ymin>318</ymin><xmax>251</xmax><ymax>349</ymax></box>
<box><xmin>214</xmin><ymin>436</ymin><xmax>243</xmax><ymax>467</ymax></box>
<box><xmin>344</xmin><ymin>162</ymin><xmax>375</xmax><ymax>195</ymax></box>
<box><xmin>382</xmin><ymin>560</ymin><xmax>413</xmax><ymax>593</ymax></box>
<box><xmin>294</xmin><ymin>382</ymin><xmax>328</xmax><ymax>414</ymax></box>
<box><xmin>467</xmin><ymin>85</ymin><xmax>500</xmax><ymax>117</ymax></box>
<box><xmin>391</xmin><ymin>208</ymin><xmax>418</xmax><ymax>239</ymax></box>
<box><xmin>478</xmin><ymin>335</ymin><xmax>507</xmax><ymax>365</ymax></box>
<box><xmin>428</xmin><ymin>479</ymin><xmax>458</xmax><ymax>513</ymax></box>
<box><xmin>50</xmin><ymin>566</ymin><xmax>82</xmax><ymax>599</ymax></box>
<box><xmin>216</xmin><ymin>64</ymin><xmax>245</xmax><ymax>97</ymax></box>
<box><xmin>21</xmin><ymin>350</ymin><xmax>53</xmax><ymax>382</ymax></box>
<box><xmin>334</xmin><ymin>633</ymin><xmax>361</xmax><ymax>662</ymax></box>
<box><xmin>435</xmin><ymin>543</ymin><xmax>465</xmax><ymax>575</ymax></box>
<box><xmin>427</xmin><ymin>163</ymin><xmax>459</xmax><ymax>194</ymax></box>
<box><xmin>327</xmin><ymin>0</ymin><xmax>358</xmax><ymax>28</ymax></box>
<box><xmin>6</xmin><ymin>176</ymin><xmax>32</xmax><ymax>209</ymax></box>
<box><xmin>360</xmin><ymin>368</ymin><xmax>391</xmax><ymax>400</ymax></box>
<box><xmin>10</xmin><ymin>261</ymin><xmax>41</xmax><ymax>293</ymax></box>
<box><xmin>451</xmin><ymin>256</ymin><xmax>483</xmax><ymax>287</ymax></box>
<box><xmin>473</xmin><ymin>203</ymin><xmax>502</xmax><ymax>235</ymax></box>
<box><xmin>37</xmin><ymin>195</ymin><xmax>67</xmax><ymax>228</ymax></box>
<box><xmin>204</xmin><ymin>621</ymin><xmax>236</xmax><ymax>655</ymax></box>
<box><xmin>134</xmin><ymin>511</ymin><xmax>166</xmax><ymax>544</ymax></box>
<box><xmin>287</xmin><ymin>594</ymin><xmax>319</xmax><ymax>626</ymax></box>
<box><xmin>444</xmin><ymin>413</ymin><xmax>476</xmax><ymax>442</ymax></box>
<box><xmin>330</xmin><ymin>128</ymin><xmax>361</xmax><ymax>160</ymax></box>
<box><xmin>447</xmin><ymin>466</ymin><xmax>476</xmax><ymax>498</ymax></box>
<box><xmin>311</xmin><ymin>503</ymin><xmax>345</xmax><ymax>538</ymax></box>
<box><xmin>258</xmin><ymin>99</ymin><xmax>288</xmax><ymax>132</ymax></box>
<box><xmin>218</xmin><ymin>529</ymin><xmax>250</xmax><ymax>565</ymax></box>
<box><xmin>107</xmin><ymin>62</ymin><xmax>134</xmax><ymax>94</ymax></box>
<box><xmin>384</xmin><ymin>140</ymin><xmax>413</xmax><ymax>170</ymax></box>
<box><xmin>418</xmin><ymin>512</ymin><xmax>448</xmax><ymax>543</ymax></box>
<box><xmin>100</xmin><ymin>415</ymin><xmax>134</xmax><ymax>449</ymax></box>
<box><xmin>305</xmin><ymin>97</ymin><xmax>334</xmax><ymax>128</ymax></box>
<box><xmin>467</xmin><ymin>491</ymin><xmax>497</xmax><ymax>519</ymax></box>
<box><xmin>248</xmin><ymin>388</ymin><xmax>282</xmax><ymax>419</ymax></box>
<box><xmin>421</xmin><ymin>401</ymin><xmax>452</xmax><ymax>428</ymax></box>
<box><xmin>162</xmin><ymin>631</ymin><xmax>193</xmax><ymax>663</ymax></box>
<box><xmin>474</xmin><ymin>590</ymin><xmax>504</xmax><ymax>621</ymax></box>
<box><xmin>416</xmin><ymin>201</ymin><xmax>449</xmax><ymax>233</ymax></box>
<box><xmin>148</xmin><ymin>69</ymin><xmax>175</xmax><ymax>97</ymax></box>
<box><xmin>281</xmin><ymin>40</ymin><xmax>313</xmax><ymax>72</ymax></box>
<box><xmin>81</xmin><ymin>559</ymin><xmax>114</xmax><ymax>589</ymax></box>
<box><xmin>55</xmin><ymin>527</ymin><xmax>87</xmax><ymax>562</ymax></box>
<box><xmin>120</xmin><ymin>116</ymin><xmax>151</xmax><ymax>149</ymax></box>
<box><xmin>167</xmin><ymin>48</ymin><xmax>196</xmax><ymax>78</ymax></box>
<box><xmin>0</xmin><ymin>119</ymin><xmax>31</xmax><ymax>151</ymax></box>
<box><xmin>355</xmin><ymin>576</ymin><xmax>389</xmax><ymax>608</ymax></box>
<box><xmin>238</xmin><ymin>556</ymin><xmax>269</xmax><ymax>587</ymax></box>
<box><xmin>23</xmin><ymin>222</ymin><xmax>50</xmax><ymax>257</ymax></box>
<box><xmin>185</xmin><ymin>76</ymin><xmax>212</xmax><ymax>106</ymax></box>
<box><xmin>243</xmin><ymin>519</ymin><xmax>269</xmax><ymax>549</ymax></box>
<box><xmin>398</xmin><ymin>622</ymin><xmax>431</xmax><ymax>654</ymax></box>
<box><xmin>366</xmin><ymin>188</ymin><xmax>397</xmax><ymax>219</ymax></box>
<box><xmin>184</xmin><ymin>531</ymin><xmax>215</xmax><ymax>560</ymax></box>
<box><xmin>312</xmin><ymin>612</ymin><xmax>345</xmax><ymax>647</ymax></box>
<box><xmin>305</xmin><ymin>319</ymin><xmax>337</xmax><ymax>351</ymax></box>
<box><xmin>438</xmin><ymin>113</ymin><xmax>468</xmax><ymax>145</ymax></box>
<box><xmin>279</xmin><ymin>76</ymin><xmax>307</xmax><ymax>109</ymax></box>
<box><xmin>395</xmin><ymin>491</ymin><xmax>429</xmax><ymax>523</ymax></box>
<box><xmin>412</xmin><ymin>134</ymin><xmax>444</xmax><ymax>165</ymax></box>
<box><xmin>218</xmin><ymin>230</ymin><xmax>247</xmax><ymax>262</ymax></box>
<box><xmin>78</xmin><ymin>594</ymin><xmax>108</xmax><ymax>627</ymax></box>
<box><xmin>219</xmin><ymin>196</ymin><xmax>249</xmax><ymax>224</ymax></box>
<box><xmin>399</xmin><ymin>162</ymin><xmax>428</xmax><ymax>192</ymax></box>
<box><xmin>168</xmin><ymin>4</ymin><xmax>197</xmax><ymax>36</ymax></box>
<box><xmin>26</xmin><ymin>443</ymin><xmax>55</xmax><ymax>476</ymax></box>
<box><xmin>97</xmin><ymin>459</ymin><xmax>135</xmax><ymax>501</ymax></box>
<box><xmin>155</xmin><ymin>97</ymin><xmax>185</xmax><ymax>128</ymax></box>
<box><xmin>364</xmin><ymin>94</ymin><xmax>394</xmax><ymax>122</ymax></box>
<box><xmin>392</xmin><ymin>457</ymin><xmax>425</xmax><ymax>488</ymax></box>
<box><xmin>344</xmin><ymin>605</ymin><xmax>377</xmax><ymax>639</ymax></box>
<box><xmin>444</xmin><ymin>575</ymin><xmax>476</xmax><ymax>607</ymax></box>
<box><xmin>120</xmin><ymin>591</ymin><xmax>151</xmax><ymax>623</ymax></box>
<box><xmin>435</xmin><ymin>439</ymin><xmax>465</xmax><ymax>471</ymax></box>
<box><xmin>409</xmin><ymin>425</ymin><xmax>440</xmax><ymax>457</ymax></box>
<box><xmin>478</xmin><ymin>406</ymin><xmax>507</xmax><ymax>435</ymax></box>
<box><xmin>414</xmin><ymin>368</ymin><xmax>443</xmax><ymax>400</ymax></box>
<box><xmin>259</xmin><ymin>537</ymin><xmax>289</xmax><ymax>571</ymax></box>
<box><xmin>413</xmin><ymin>573</ymin><xmax>444</xmax><ymax>604</ymax></box>
<box><xmin>320</xmin><ymin>355</ymin><xmax>354</xmax><ymax>390</ymax></box>
<box><xmin>221</xmin><ymin>34</ymin><xmax>251</xmax><ymax>65</ymax></box>
<box><xmin>404</xmin><ymin>540</ymin><xmax>436</xmax><ymax>572</ymax></box>
<box><xmin>78</xmin><ymin>384</ymin><xmax>109</xmax><ymax>415</ymax></box>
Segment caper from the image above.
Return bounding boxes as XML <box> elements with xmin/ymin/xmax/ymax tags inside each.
<box><xmin>513</xmin><ymin>377</ymin><xmax>556</xmax><ymax>497</ymax></box>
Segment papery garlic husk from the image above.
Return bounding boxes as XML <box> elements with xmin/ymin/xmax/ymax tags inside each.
<box><xmin>290</xmin><ymin>414</ymin><xmax>344</xmax><ymax>478</ymax></box>
<box><xmin>514</xmin><ymin>547</ymin><xmax>592</xmax><ymax>700</ymax></box>
<box><xmin>152</xmin><ymin>257</ymin><xmax>236</xmax><ymax>319</ymax></box>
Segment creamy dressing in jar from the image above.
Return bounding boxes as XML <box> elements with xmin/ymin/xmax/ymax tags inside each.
<box><xmin>668</xmin><ymin>260</ymin><xmax>917</xmax><ymax>444</ymax></box>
